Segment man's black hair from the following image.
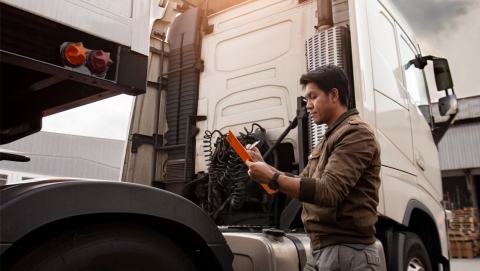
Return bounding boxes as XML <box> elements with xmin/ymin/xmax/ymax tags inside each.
<box><xmin>299</xmin><ymin>64</ymin><xmax>349</xmax><ymax>107</ymax></box>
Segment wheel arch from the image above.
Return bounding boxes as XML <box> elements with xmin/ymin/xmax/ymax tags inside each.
<box><xmin>0</xmin><ymin>179</ymin><xmax>233</xmax><ymax>271</ymax></box>
<box><xmin>402</xmin><ymin>200</ymin><xmax>449</xmax><ymax>271</ymax></box>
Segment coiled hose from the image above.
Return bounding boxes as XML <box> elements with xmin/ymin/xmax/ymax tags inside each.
<box><xmin>226</xmin><ymin>147</ymin><xmax>248</xmax><ymax>209</ymax></box>
<box><xmin>202</xmin><ymin>124</ymin><xmax>272</xmax><ymax>218</ymax></box>
<box><xmin>202</xmin><ymin>130</ymin><xmax>224</xmax><ymax>214</ymax></box>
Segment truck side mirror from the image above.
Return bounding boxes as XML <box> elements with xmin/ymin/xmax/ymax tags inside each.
<box><xmin>433</xmin><ymin>58</ymin><xmax>453</xmax><ymax>91</ymax></box>
<box><xmin>408</xmin><ymin>55</ymin><xmax>458</xmax><ymax>145</ymax></box>
<box><xmin>438</xmin><ymin>94</ymin><xmax>458</xmax><ymax>116</ymax></box>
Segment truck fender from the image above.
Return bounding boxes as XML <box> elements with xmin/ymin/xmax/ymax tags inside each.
<box><xmin>400</xmin><ymin>199</ymin><xmax>449</xmax><ymax>271</ymax></box>
<box><xmin>0</xmin><ymin>179</ymin><xmax>233</xmax><ymax>270</ymax></box>
<box><xmin>402</xmin><ymin>199</ymin><xmax>436</xmax><ymax>226</ymax></box>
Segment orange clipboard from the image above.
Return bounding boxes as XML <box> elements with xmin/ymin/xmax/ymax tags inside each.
<box><xmin>226</xmin><ymin>130</ymin><xmax>277</xmax><ymax>195</ymax></box>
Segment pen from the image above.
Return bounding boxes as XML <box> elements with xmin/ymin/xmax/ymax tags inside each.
<box><xmin>247</xmin><ymin>140</ymin><xmax>260</xmax><ymax>150</ymax></box>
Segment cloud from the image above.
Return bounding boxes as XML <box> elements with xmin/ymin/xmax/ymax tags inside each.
<box><xmin>419</xmin><ymin>6</ymin><xmax>480</xmax><ymax>100</ymax></box>
<box><xmin>390</xmin><ymin>0</ymin><xmax>477</xmax><ymax>36</ymax></box>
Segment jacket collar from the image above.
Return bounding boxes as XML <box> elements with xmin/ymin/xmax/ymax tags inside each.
<box><xmin>324</xmin><ymin>108</ymin><xmax>359</xmax><ymax>138</ymax></box>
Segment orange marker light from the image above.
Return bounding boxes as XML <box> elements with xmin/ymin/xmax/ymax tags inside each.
<box><xmin>63</xmin><ymin>42</ymin><xmax>88</xmax><ymax>66</ymax></box>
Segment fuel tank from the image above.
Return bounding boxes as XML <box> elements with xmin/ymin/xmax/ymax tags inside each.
<box><xmin>222</xmin><ymin>229</ymin><xmax>311</xmax><ymax>271</ymax></box>
<box><xmin>222</xmin><ymin>228</ymin><xmax>387</xmax><ymax>271</ymax></box>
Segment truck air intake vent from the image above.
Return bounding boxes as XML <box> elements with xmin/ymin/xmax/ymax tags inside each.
<box><xmin>305</xmin><ymin>26</ymin><xmax>352</xmax><ymax>152</ymax></box>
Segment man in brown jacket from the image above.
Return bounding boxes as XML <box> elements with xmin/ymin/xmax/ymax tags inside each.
<box><xmin>245</xmin><ymin>65</ymin><xmax>381</xmax><ymax>270</ymax></box>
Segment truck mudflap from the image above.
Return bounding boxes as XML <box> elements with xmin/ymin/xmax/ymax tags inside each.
<box><xmin>223</xmin><ymin>229</ymin><xmax>387</xmax><ymax>271</ymax></box>
<box><xmin>0</xmin><ymin>179</ymin><xmax>233</xmax><ymax>270</ymax></box>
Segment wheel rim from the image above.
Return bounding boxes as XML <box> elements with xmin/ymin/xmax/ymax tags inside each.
<box><xmin>407</xmin><ymin>257</ymin><xmax>425</xmax><ymax>271</ymax></box>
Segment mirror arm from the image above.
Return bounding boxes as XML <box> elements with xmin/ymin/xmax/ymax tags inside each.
<box><xmin>421</xmin><ymin>70</ymin><xmax>435</xmax><ymax>129</ymax></box>
<box><xmin>405</xmin><ymin>55</ymin><xmax>445</xmax><ymax>70</ymax></box>
<box><xmin>445</xmin><ymin>87</ymin><xmax>456</xmax><ymax>96</ymax></box>
<box><xmin>432</xmin><ymin>113</ymin><xmax>457</xmax><ymax>146</ymax></box>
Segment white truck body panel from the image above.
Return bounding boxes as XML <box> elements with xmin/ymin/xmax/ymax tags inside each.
<box><xmin>195</xmin><ymin>0</ymin><xmax>317</xmax><ymax>172</ymax></box>
<box><xmin>419</xmin><ymin>187</ymin><xmax>449</xmax><ymax>257</ymax></box>
<box><xmin>195</xmin><ymin>0</ymin><xmax>349</xmax><ymax>174</ymax></box>
<box><xmin>381</xmin><ymin>166</ymin><xmax>420</xmax><ymax>222</ymax></box>
<box><xmin>0</xmin><ymin>0</ymin><xmax>152</xmax><ymax>55</ymax></box>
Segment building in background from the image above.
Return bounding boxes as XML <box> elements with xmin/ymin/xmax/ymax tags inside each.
<box><xmin>0</xmin><ymin>131</ymin><xmax>125</xmax><ymax>184</ymax></box>
<box><xmin>433</xmin><ymin>95</ymin><xmax>480</xmax><ymax>212</ymax></box>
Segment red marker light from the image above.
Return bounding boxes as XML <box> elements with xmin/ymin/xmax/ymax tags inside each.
<box><xmin>88</xmin><ymin>50</ymin><xmax>113</xmax><ymax>74</ymax></box>
<box><xmin>63</xmin><ymin>42</ymin><xmax>88</xmax><ymax>66</ymax></box>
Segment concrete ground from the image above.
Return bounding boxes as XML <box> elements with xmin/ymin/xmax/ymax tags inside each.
<box><xmin>450</xmin><ymin>258</ymin><xmax>480</xmax><ymax>271</ymax></box>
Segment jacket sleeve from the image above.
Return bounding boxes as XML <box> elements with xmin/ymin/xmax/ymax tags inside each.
<box><xmin>298</xmin><ymin>124</ymin><xmax>377</xmax><ymax>206</ymax></box>
<box><xmin>298</xmin><ymin>161</ymin><xmax>310</xmax><ymax>178</ymax></box>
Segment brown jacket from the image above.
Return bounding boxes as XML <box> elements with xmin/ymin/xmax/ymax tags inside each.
<box><xmin>298</xmin><ymin>109</ymin><xmax>381</xmax><ymax>250</ymax></box>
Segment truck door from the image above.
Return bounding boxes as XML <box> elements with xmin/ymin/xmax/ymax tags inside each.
<box><xmin>365</xmin><ymin>0</ymin><xmax>419</xmax><ymax>222</ymax></box>
<box><xmin>366</xmin><ymin>0</ymin><xmax>414</xmax><ymax>171</ymax></box>
<box><xmin>396</xmin><ymin>27</ymin><xmax>443</xmax><ymax>202</ymax></box>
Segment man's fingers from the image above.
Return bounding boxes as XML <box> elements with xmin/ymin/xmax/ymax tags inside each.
<box><xmin>245</xmin><ymin>159</ymin><xmax>253</xmax><ymax>167</ymax></box>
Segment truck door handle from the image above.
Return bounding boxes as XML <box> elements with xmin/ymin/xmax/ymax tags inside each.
<box><xmin>416</xmin><ymin>155</ymin><xmax>425</xmax><ymax>172</ymax></box>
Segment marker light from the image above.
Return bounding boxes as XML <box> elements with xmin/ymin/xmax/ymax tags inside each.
<box><xmin>88</xmin><ymin>50</ymin><xmax>113</xmax><ymax>74</ymax></box>
<box><xmin>63</xmin><ymin>42</ymin><xmax>88</xmax><ymax>66</ymax></box>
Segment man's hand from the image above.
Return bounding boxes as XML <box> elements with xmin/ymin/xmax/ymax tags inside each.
<box><xmin>246</xmin><ymin>146</ymin><xmax>264</xmax><ymax>162</ymax></box>
<box><xmin>245</xmin><ymin>160</ymin><xmax>273</xmax><ymax>184</ymax></box>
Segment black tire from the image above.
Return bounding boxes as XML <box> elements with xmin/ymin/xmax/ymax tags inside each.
<box><xmin>8</xmin><ymin>222</ymin><xmax>197</xmax><ymax>271</ymax></box>
<box><xmin>401</xmin><ymin>231</ymin><xmax>433</xmax><ymax>271</ymax></box>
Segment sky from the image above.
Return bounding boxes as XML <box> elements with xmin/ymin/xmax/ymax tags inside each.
<box><xmin>42</xmin><ymin>94</ymin><xmax>134</xmax><ymax>140</ymax></box>
<box><xmin>390</xmin><ymin>0</ymin><xmax>480</xmax><ymax>101</ymax></box>
<box><xmin>42</xmin><ymin>0</ymin><xmax>479</xmax><ymax>139</ymax></box>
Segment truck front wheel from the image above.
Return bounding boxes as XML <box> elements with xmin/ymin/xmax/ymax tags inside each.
<box><xmin>401</xmin><ymin>231</ymin><xmax>432</xmax><ymax>271</ymax></box>
<box><xmin>8</xmin><ymin>222</ymin><xmax>197</xmax><ymax>271</ymax></box>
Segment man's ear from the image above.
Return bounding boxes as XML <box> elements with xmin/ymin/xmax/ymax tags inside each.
<box><xmin>330</xmin><ymin>88</ymin><xmax>339</xmax><ymax>104</ymax></box>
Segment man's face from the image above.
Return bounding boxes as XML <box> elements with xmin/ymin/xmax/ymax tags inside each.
<box><xmin>305</xmin><ymin>82</ymin><xmax>333</xmax><ymax>125</ymax></box>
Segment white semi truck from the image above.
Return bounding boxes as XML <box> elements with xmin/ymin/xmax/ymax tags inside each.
<box><xmin>0</xmin><ymin>1</ymin><xmax>458</xmax><ymax>270</ymax></box>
